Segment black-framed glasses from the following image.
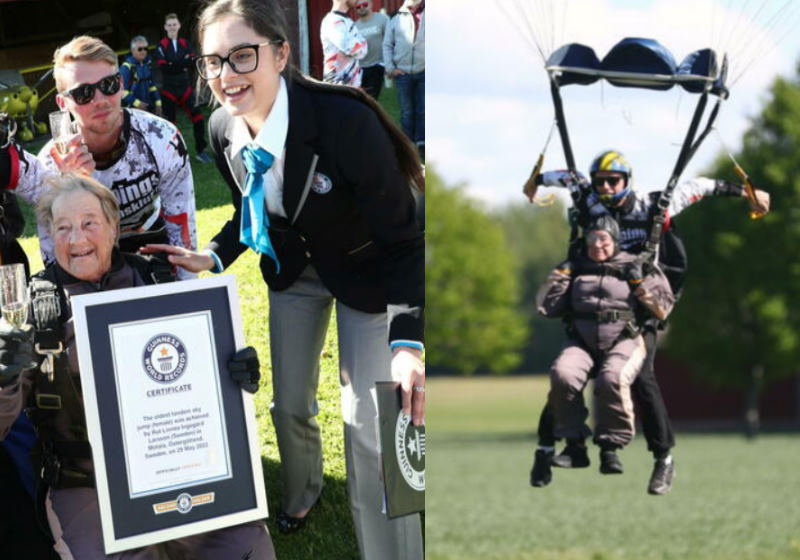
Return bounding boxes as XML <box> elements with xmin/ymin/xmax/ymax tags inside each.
<box><xmin>63</xmin><ymin>72</ymin><xmax>122</xmax><ymax>105</ymax></box>
<box><xmin>195</xmin><ymin>40</ymin><xmax>284</xmax><ymax>80</ymax></box>
<box><xmin>135</xmin><ymin>46</ymin><xmax>148</xmax><ymax>52</ymax></box>
<box><xmin>591</xmin><ymin>176</ymin><xmax>624</xmax><ymax>189</ymax></box>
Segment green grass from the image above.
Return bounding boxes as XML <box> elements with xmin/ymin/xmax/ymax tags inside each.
<box><xmin>426</xmin><ymin>375</ymin><xmax>800</xmax><ymax>560</ymax></box>
<box><xmin>16</xmin><ymin>92</ymin><xmax>405</xmax><ymax>558</ymax></box>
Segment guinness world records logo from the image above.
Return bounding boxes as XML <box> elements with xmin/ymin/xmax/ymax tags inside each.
<box><xmin>143</xmin><ymin>334</ymin><xmax>188</xmax><ymax>383</ymax></box>
<box><xmin>395</xmin><ymin>412</ymin><xmax>425</xmax><ymax>491</ymax></box>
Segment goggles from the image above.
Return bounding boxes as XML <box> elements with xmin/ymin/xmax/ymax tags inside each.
<box><xmin>591</xmin><ymin>176</ymin><xmax>624</xmax><ymax>189</ymax></box>
<box><xmin>63</xmin><ymin>72</ymin><xmax>122</xmax><ymax>105</ymax></box>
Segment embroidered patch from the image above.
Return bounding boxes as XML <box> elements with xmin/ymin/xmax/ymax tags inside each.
<box><xmin>311</xmin><ymin>172</ymin><xmax>333</xmax><ymax>194</ymax></box>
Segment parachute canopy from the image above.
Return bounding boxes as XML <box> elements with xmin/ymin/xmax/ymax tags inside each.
<box><xmin>546</xmin><ymin>37</ymin><xmax>728</xmax><ymax>97</ymax></box>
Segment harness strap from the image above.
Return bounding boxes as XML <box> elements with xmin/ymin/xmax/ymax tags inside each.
<box><xmin>572</xmin><ymin>309</ymin><xmax>636</xmax><ymax>323</ymax></box>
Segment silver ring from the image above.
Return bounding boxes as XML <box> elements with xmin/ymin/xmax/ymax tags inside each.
<box><xmin>412</xmin><ymin>386</ymin><xmax>425</xmax><ymax>393</ymax></box>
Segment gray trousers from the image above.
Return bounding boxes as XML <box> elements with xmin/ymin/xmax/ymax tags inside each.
<box><xmin>268</xmin><ymin>266</ymin><xmax>423</xmax><ymax>560</ymax></box>
<box><xmin>45</xmin><ymin>487</ymin><xmax>274</xmax><ymax>559</ymax></box>
<box><xmin>550</xmin><ymin>336</ymin><xmax>646</xmax><ymax>448</ymax></box>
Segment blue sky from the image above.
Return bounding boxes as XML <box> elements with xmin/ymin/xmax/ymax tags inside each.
<box><xmin>428</xmin><ymin>0</ymin><xmax>800</xmax><ymax>207</ymax></box>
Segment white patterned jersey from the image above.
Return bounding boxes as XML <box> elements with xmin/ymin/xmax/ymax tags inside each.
<box><xmin>10</xmin><ymin>109</ymin><xmax>197</xmax><ymax>278</ymax></box>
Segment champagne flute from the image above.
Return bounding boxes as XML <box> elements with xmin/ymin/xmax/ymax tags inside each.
<box><xmin>48</xmin><ymin>109</ymin><xmax>78</xmax><ymax>156</ymax></box>
<box><xmin>0</xmin><ymin>263</ymin><xmax>28</xmax><ymax>328</ymax></box>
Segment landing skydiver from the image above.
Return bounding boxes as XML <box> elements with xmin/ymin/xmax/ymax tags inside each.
<box><xmin>529</xmin><ymin>149</ymin><xmax>770</xmax><ymax>495</ymax></box>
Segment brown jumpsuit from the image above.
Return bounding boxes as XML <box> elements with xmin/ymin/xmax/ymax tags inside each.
<box><xmin>537</xmin><ymin>252</ymin><xmax>674</xmax><ymax>448</ymax></box>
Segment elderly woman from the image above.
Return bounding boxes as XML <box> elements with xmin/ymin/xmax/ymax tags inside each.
<box><xmin>532</xmin><ymin>215</ymin><xmax>675</xmax><ymax>485</ymax></box>
<box><xmin>0</xmin><ymin>174</ymin><xmax>273</xmax><ymax>559</ymax></box>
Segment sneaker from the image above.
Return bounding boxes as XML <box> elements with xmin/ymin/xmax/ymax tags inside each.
<box><xmin>599</xmin><ymin>449</ymin><xmax>624</xmax><ymax>474</ymax></box>
<box><xmin>195</xmin><ymin>150</ymin><xmax>213</xmax><ymax>163</ymax></box>
<box><xmin>552</xmin><ymin>441</ymin><xmax>590</xmax><ymax>468</ymax></box>
<box><xmin>648</xmin><ymin>457</ymin><xmax>675</xmax><ymax>495</ymax></box>
<box><xmin>530</xmin><ymin>448</ymin><xmax>553</xmax><ymax>487</ymax></box>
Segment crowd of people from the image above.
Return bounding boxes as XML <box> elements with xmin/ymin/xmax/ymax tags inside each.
<box><xmin>321</xmin><ymin>0</ymin><xmax>425</xmax><ymax>160</ymax></box>
<box><xmin>0</xmin><ymin>0</ymin><xmax>425</xmax><ymax>558</ymax></box>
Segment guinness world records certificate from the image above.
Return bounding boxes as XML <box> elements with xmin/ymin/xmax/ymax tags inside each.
<box><xmin>72</xmin><ymin>275</ymin><xmax>267</xmax><ymax>554</ymax></box>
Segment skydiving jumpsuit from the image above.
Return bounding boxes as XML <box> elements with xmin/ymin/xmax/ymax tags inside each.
<box><xmin>1</xmin><ymin>108</ymin><xmax>197</xmax><ymax>279</ymax></box>
<box><xmin>155</xmin><ymin>36</ymin><xmax>208</xmax><ymax>155</ymax></box>
<box><xmin>538</xmin><ymin>252</ymin><xmax>674</xmax><ymax>448</ymax></box>
<box><xmin>535</xmin><ymin>170</ymin><xmax>745</xmax><ymax>456</ymax></box>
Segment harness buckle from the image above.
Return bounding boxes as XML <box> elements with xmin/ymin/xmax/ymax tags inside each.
<box><xmin>36</xmin><ymin>392</ymin><xmax>62</xmax><ymax>410</ymax></box>
<box><xmin>35</xmin><ymin>341</ymin><xmax>64</xmax><ymax>383</ymax></box>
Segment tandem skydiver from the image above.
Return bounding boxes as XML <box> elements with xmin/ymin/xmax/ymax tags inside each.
<box><xmin>537</xmin><ymin>214</ymin><xmax>674</xmax><ymax>476</ymax></box>
<box><xmin>528</xmin><ymin>149</ymin><xmax>770</xmax><ymax>495</ymax></box>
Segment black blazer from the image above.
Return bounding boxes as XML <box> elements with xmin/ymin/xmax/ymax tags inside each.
<box><xmin>206</xmin><ymin>79</ymin><xmax>424</xmax><ymax>343</ymax></box>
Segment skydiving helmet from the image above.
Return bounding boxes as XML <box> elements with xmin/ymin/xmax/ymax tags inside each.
<box><xmin>589</xmin><ymin>150</ymin><xmax>632</xmax><ymax>207</ymax></box>
<box><xmin>585</xmin><ymin>214</ymin><xmax>621</xmax><ymax>255</ymax></box>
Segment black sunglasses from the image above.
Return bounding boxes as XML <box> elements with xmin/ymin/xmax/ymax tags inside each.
<box><xmin>64</xmin><ymin>72</ymin><xmax>122</xmax><ymax>105</ymax></box>
<box><xmin>135</xmin><ymin>47</ymin><xmax>148</xmax><ymax>52</ymax></box>
<box><xmin>195</xmin><ymin>40</ymin><xmax>284</xmax><ymax>80</ymax></box>
<box><xmin>592</xmin><ymin>176</ymin><xmax>624</xmax><ymax>188</ymax></box>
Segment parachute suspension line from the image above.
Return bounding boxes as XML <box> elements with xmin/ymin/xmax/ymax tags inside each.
<box><xmin>718</xmin><ymin>0</ymin><xmax>756</xmax><ymax>61</ymax></box>
<box><xmin>528</xmin><ymin>0</ymin><xmax>554</xmax><ymax>60</ymax></box>
<box><xmin>729</xmin><ymin>3</ymin><xmax>800</xmax><ymax>87</ymax></box>
<box><xmin>723</xmin><ymin>0</ymin><xmax>773</xmax><ymax>63</ymax></box>
<box><xmin>712</xmin><ymin>129</ymin><xmax>766</xmax><ymax>220</ymax></box>
<box><xmin>559</xmin><ymin>0</ymin><xmax>568</xmax><ymax>56</ymax></box>
<box><xmin>496</xmin><ymin>0</ymin><xmax>548</xmax><ymax>66</ymax></box>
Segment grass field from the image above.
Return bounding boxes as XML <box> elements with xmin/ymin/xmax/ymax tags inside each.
<box><xmin>15</xmin><ymin>84</ymin><xmax>406</xmax><ymax>559</ymax></box>
<box><xmin>426</xmin><ymin>375</ymin><xmax>800</xmax><ymax>560</ymax></box>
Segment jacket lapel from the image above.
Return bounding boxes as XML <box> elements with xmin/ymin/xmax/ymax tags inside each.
<box><xmin>221</xmin><ymin>115</ymin><xmax>247</xmax><ymax>192</ymax></box>
<box><xmin>282</xmin><ymin>82</ymin><xmax>319</xmax><ymax>224</ymax></box>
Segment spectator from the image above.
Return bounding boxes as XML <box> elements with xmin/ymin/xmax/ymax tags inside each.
<box><xmin>321</xmin><ymin>0</ymin><xmax>367</xmax><ymax>85</ymax></box>
<box><xmin>354</xmin><ymin>1</ymin><xmax>389</xmax><ymax>99</ymax></box>
<box><xmin>120</xmin><ymin>36</ymin><xmax>163</xmax><ymax>117</ymax></box>
<box><xmin>383</xmin><ymin>0</ymin><xmax>425</xmax><ymax>160</ymax></box>
<box><xmin>156</xmin><ymin>13</ymin><xmax>213</xmax><ymax>163</ymax></box>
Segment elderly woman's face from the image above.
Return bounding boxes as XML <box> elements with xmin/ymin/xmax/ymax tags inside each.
<box><xmin>51</xmin><ymin>190</ymin><xmax>116</xmax><ymax>282</ymax></box>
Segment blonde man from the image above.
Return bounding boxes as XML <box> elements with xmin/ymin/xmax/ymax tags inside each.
<box><xmin>0</xmin><ymin>35</ymin><xmax>197</xmax><ymax>279</ymax></box>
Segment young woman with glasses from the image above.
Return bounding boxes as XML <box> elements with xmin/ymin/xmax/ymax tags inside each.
<box><xmin>143</xmin><ymin>1</ymin><xmax>424</xmax><ymax>558</ymax></box>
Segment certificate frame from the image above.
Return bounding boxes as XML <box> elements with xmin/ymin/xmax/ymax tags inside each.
<box><xmin>72</xmin><ymin>275</ymin><xmax>268</xmax><ymax>554</ymax></box>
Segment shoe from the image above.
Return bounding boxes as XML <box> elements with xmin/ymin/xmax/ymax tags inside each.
<box><xmin>195</xmin><ymin>150</ymin><xmax>213</xmax><ymax>163</ymax></box>
<box><xmin>275</xmin><ymin>498</ymin><xmax>318</xmax><ymax>534</ymax></box>
<box><xmin>648</xmin><ymin>457</ymin><xmax>675</xmax><ymax>495</ymax></box>
<box><xmin>552</xmin><ymin>441</ymin><xmax>590</xmax><ymax>468</ymax></box>
<box><xmin>599</xmin><ymin>449</ymin><xmax>624</xmax><ymax>474</ymax></box>
<box><xmin>276</xmin><ymin>510</ymin><xmax>309</xmax><ymax>534</ymax></box>
<box><xmin>529</xmin><ymin>448</ymin><xmax>553</xmax><ymax>487</ymax></box>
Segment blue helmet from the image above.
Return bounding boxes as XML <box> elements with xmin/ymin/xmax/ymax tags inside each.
<box><xmin>589</xmin><ymin>150</ymin><xmax>632</xmax><ymax>207</ymax></box>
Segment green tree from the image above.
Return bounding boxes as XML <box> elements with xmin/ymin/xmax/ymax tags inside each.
<box><xmin>665</xmin><ymin>69</ymin><xmax>800</xmax><ymax>434</ymax></box>
<box><xmin>426</xmin><ymin>167</ymin><xmax>528</xmax><ymax>374</ymax></box>
<box><xmin>494</xmin><ymin>201</ymin><xmax>571</xmax><ymax>371</ymax></box>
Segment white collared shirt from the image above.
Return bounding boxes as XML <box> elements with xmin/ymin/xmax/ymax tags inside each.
<box><xmin>229</xmin><ymin>76</ymin><xmax>289</xmax><ymax>219</ymax></box>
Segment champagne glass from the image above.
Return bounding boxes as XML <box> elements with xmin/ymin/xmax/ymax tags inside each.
<box><xmin>0</xmin><ymin>264</ymin><xmax>29</xmax><ymax>328</ymax></box>
<box><xmin>48</xmin><ymin>109</ymin><xmax>78</xmax><ymax>156</ymax></box>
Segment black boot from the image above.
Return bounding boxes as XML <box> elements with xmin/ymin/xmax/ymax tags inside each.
<box><xmin>552</xmin><ymin>439</ymin><xmax>590</xmax><ymax>468</ymax></box>
<box><xmin>530</xmin><ymin>448</ymin><xmax>554</xmax><ymax>487</ymax></box>
<box><xmin>599</xmin><ymin>447</ymin><xmax>624</xmax><ymax>474</ymax></box>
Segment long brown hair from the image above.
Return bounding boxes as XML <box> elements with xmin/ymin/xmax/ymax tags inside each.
<box><xmin>196</xmin><ymin>0</ymin><xmax>423</xmax><ymax>192</ymax></box>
